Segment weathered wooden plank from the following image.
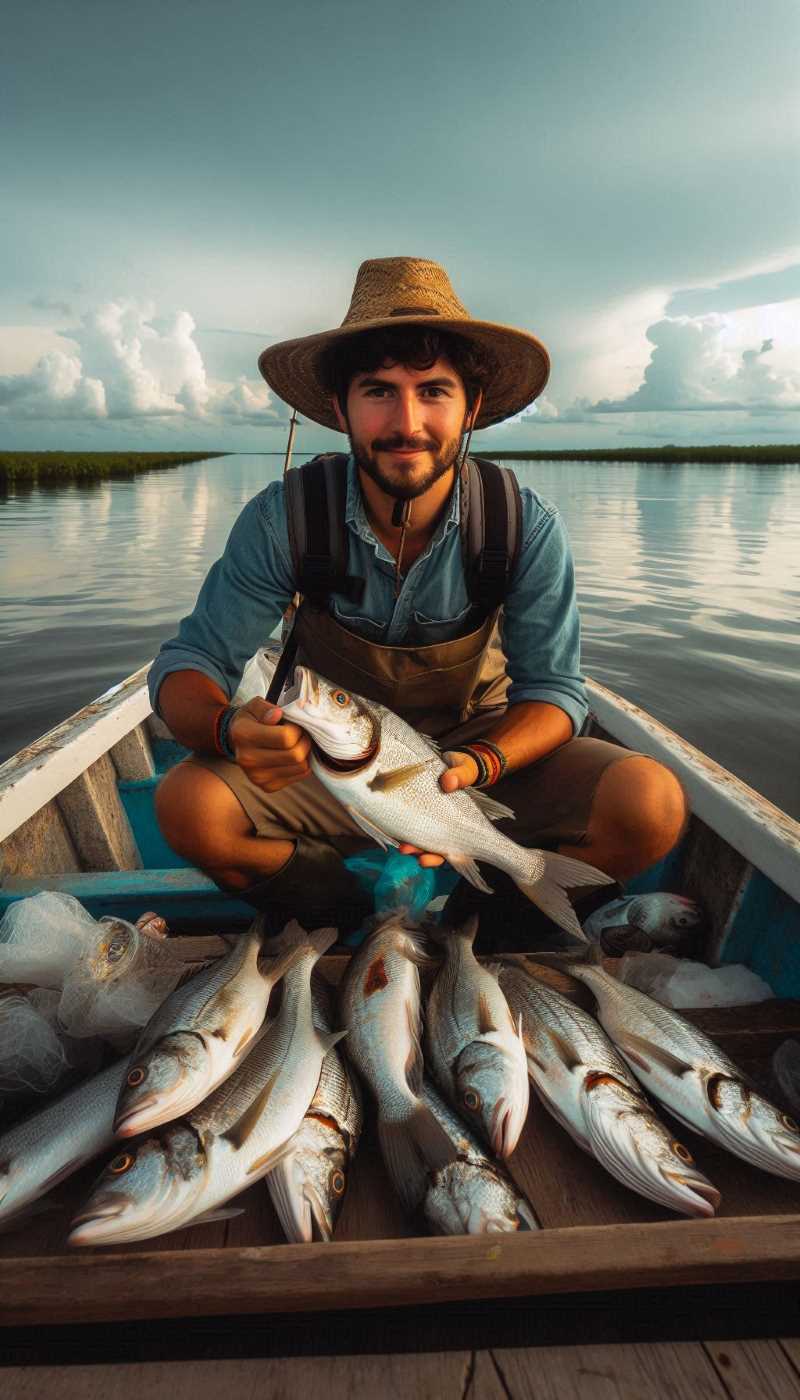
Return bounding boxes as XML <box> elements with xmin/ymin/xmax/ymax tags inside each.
<box><xmin>0</xmin><ymin>1353</ymin><xmax>476</xmax><ymax>1400</ymax></box>
<box><xmin>3</xmin><ymin>1216</ymin><xmax>800</xmax><ymax>1327</ymax></box>
<box><xmin>0</xmin><ymin>666</ymin><xmax>151</xmax><ymax>843</ymax></box>
<box><xmin>482</xmin><ymin>1340</ymin><xmax>728</xmax><ymax>1399</ymax></box>
<box><xmin>0</xmin><ymin>799</ymin><xmax>81</xmax><ymax>881</ymax></box>
<box><xmin>704</xmin><ymin>1339</ymin><xmax>800</xmax><ymax>1399</ymax></box>
<box><xmin>56</xmin><ymin>751</ymin><xmax>142</xmax><ymax>872</ymax></box>
<box><xmin>586</xmin><ymin>677</ymin><xmax>800</xmax><ymax>907</ymax></box>
<box><xmin>778</xmin><ymin>1340</ymin><xmax>800</xmax><ymax>1375</ymax></box>
<box><xmin>111</xmin><ymin>723</ymin><xmax>156</xmax><ymax>780</ymax></box>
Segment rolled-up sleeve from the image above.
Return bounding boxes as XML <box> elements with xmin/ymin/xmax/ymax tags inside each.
<box><xmin>501</xmin><ymin>491</ymin><xmax>587</xmax><ymax>734</ymax></box>
<box><xmin>147</xmin><ymin>482</ymin><xmax>295</xmax><ymax>715</ymax></box>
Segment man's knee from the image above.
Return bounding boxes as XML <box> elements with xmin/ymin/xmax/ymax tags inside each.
<box><xmin>154</xmin><ymin>762</ymin><xmax>254</xmax><ymax>875</ymax></box>
<box><xmin>591</xmin><ymin>755</ymin><xmax>688</xmax><ymax>869</ymax></box>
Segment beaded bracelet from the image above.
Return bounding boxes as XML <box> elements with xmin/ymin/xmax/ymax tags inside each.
<box><xmin>470</xmin><ymin>739</ymin><xmax>508</xmax><ymax>787</ymax></box>
<box><xmin>214</xmin><ymin>704</ymin><xmax>239</xmax><ymax>761</ymax></box>
<box><xmin>448</xmin><ymin>746</ymin><xmax>489</xmax><ymax>787</ymax></box>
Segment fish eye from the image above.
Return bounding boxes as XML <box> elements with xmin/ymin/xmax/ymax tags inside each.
<box><xmin>672</xmin><ymin>1140</ymin><xmax>694</xmax><ymax>1164</ymax></box>
<box><xmin>127</xmin><ymin>1066</ymin><xmax>146</xmax><ymax>1088</ymax></box>
<box><xmin>780</xmin><ymin>1113</ymin><xmax>800</xmax><ymax>1134</ymax></box>
<box><xmin>107</xmin><ymin>938</ymin><xmax>126</xmax><ymax>961</ymax></box>
<box><xmin>332</xmin><ymin>691</ymin><xmax>350</xmax><ymax>707</ymax></box>
<box><xmin>330</xmin><ymin>1168</ymin><xmax>346</xmax><ymax>1197</ymax></box>
<box><xmin>463</xmin><ymin>1089</ymin><xmax>481</xmax><ymax>1112</ymax></box>
<box><xmin>108</xmin><ymin>1152</ymin><xmax>135</xmax><ymax>1175</ymax></box>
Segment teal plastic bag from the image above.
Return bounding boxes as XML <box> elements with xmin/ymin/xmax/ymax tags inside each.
<box><xmin>342</xmin><ymin>850</ymin><xmax>459</xmax><ymax>946</ymax></box>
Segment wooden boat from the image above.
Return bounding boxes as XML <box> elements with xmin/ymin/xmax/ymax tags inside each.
<box><xmin>1</xmin><ymin>660</ymin><xmax>799</xmax><ymax>1328</ymax></box>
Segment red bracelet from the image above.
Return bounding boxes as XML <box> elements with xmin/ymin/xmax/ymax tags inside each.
<box><xmin>212</xmin><ymin>705</ymin><xmax>228</xmax><ymax>757</ymax></box>
<box><xmin>469</xmin><ymin>740</ymin><xmax>507</xmax><ymax>788</ymax></box>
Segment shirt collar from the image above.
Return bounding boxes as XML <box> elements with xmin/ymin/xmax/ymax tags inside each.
<box><xmin>345</xmin><ymin>455</ymin><xmax>461</xmax><ymax>553</ymax></box>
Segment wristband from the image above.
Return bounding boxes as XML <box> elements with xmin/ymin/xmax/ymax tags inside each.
<box><xmin>449</xmin><ymin>745</ymin><xmax>489</xmax><ymax>788</ymax></box>
<box><xmin>214</xmin><ymin>704</ymin><xmax>239</xmax><ymax>761</ymax></box>
<box><xmin>464</xmin><ymin>740</ymin><xmax>508</xmax><ymax>788</ymax></box>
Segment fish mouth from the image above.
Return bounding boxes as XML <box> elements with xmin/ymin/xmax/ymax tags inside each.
<box><xmin>490</xmin><ymin>1100</ymin><xmax>525</xmax><ymax>1159</ymax></box>
<box><xmin>113</xmin><ymin>1093</ymin><xmax>164</xmax><ymax>1137</ymax></box>
<box><xmin>280</xmin><ymin>665</ymin><xmax>318</xmax><ymax>711</ymax></box>
<box><xmin>662</xmin><ymin>1170</ymin><xmax>720</xmax><ymax>1218</ymax></box>
<box><xmin>304</xmin><ymin>1183</ymin><xmax>335</xmax><ymax>1243</ymax></box>
<box><xmin>68</xmin><ymin>1200</ymin><xmax>126</xmax><ymax>1246</ymax></box>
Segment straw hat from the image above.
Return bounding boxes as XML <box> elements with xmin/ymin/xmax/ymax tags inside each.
<box><xmin>258</xmin><ymin>257</ymin><xmax>550</xmax><ymax>431</ymax></box>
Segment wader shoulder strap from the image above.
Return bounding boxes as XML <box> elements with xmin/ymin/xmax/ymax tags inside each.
<box><xmin>460</xmin><ymin>456</ymin><xmax>523</xmax><ymax>610</ymax></box>
<box><xmin>283</xmin><ymin>454</ymin><xmax>365</xmax><ymax>605</ymax></box>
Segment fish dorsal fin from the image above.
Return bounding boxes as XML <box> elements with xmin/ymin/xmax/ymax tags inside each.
<box><xmin>546</xmin><ymin>1027</ymin><xmax>583</xmax><ymax>1072</ymax></box>
<box><xmin>619</xmin><ymin>1031</ymin><xmax>693</xmax><ymax>1078</ymax></box>
<box><xmin>223</xmin><ymin>1067</ymin><xmax>281</xmax><ymax>1149</ymax></box>
<box><xmin>477</xmin><ymin>993</ymin><xmax>499</xmax><ymax>1035</ymax></box>
<box><xmin>367</xmin><ymin>759</ymin><xmax>436</xmax><ymax>794</ymax></box>
<box><xmin>467</xmin><ymin>789</ymin><xmax>516</xmax><ymax>823</ymax></box>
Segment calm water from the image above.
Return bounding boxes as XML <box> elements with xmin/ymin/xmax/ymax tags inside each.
<box><xmin>1</xmin><ymin>454</ymin><xmax>798</xmax><ymax>817</ymax></box>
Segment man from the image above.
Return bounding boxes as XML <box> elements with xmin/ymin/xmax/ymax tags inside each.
<box><xmin>149</xmin><ymin>257</ymin><xmax>686</xmax><ymax>938</ymax></box>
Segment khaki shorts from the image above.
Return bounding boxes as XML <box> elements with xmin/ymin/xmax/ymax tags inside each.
<box><xmin>186</xmin><ymin>710</ymin><xmax>637</xmax><ymax>854</ymax></box>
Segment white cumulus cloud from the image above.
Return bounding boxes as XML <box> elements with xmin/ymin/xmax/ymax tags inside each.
<box><xmin>0</xmin><ymin>300</ymin><xmax>284</xmax><ymax>425</ymax></box>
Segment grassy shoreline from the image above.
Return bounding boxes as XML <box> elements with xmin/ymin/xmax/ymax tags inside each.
<box><xmin>0</xmin><ymin>451</ymin><xmax>225</xmax><ymax>482</ymax></box>
<box><xmin>480</xmin><ymin>445</ymin><xmax>800</xmax><ymax>464</ymax></box>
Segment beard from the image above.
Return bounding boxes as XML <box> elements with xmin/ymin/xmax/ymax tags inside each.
<box><xmin>349</xmin><ymin>428</ymin><xmax>464</xmax><ymax>501</ymax></box>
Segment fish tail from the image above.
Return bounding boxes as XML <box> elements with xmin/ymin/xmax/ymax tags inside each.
<box><xmin>378</xmin><ymin>1101</ymin><xmax>457</xmax><ymax>1212</ymax></box>
<box><xmin>514</xmin><ymin>853</ymin><xmax>614</xmax><ymax>941</ymax></box>
<box><xmin>306</xmin><ymin>926</ymin><xmax>339</xmax><ymax>961</ymax></box>
<box><xmin>428</xmin><ymin>913</ymin><xmax>478</xmax><ymax>947</ymax></box>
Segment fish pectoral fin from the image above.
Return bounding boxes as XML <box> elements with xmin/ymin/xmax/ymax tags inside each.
<box><xmin>223</xmin><ymin>1068</ymin><xmax>281</xmax><ymax>1149</ymax></box>
<box><xmin>477</xmin><ymin>993</ymin><xmax>499</xmax><ymax>1035</ymax></box>
<box><xmin>246</xmin><ymin>1139</ymin><xmax>296</xmax><ymax>1178</ymax></box>
<box><xmin>467</xmin><ymin>789</ymin><xmax>516</xmax><ymax>823</ymax></box>
<box><xmin>343</xmin><ymin>805</ymin><xmax>398</xmax><ymax>851</ymax></box>
<box><xmin>546</xmin><ymin>1027</ymin><xmax>584</xmax><ymax>1072</ymax></box>
<box><xmin>318</xmin><ymin>1027</ymin><xmax>348</xmax><ymax>1055</ymax></box>
<box><xmin>404</xmin><ymin>996</ymin><xmax>424</xmax><ymax>1094</ymax></box>
<box><xmin>190</xmin><ymin>1206</ymin><xmax>246</xmax><ymax>1226</ymax></box>
<box><xmin>448</xmin><ymin>854</ymin><xmax>493</xmax><ymax>894</ymax></box>
<box><xmin>617</xmin><ymin>1031</ymin><xmax>693</xmax><ymax>1078</ymax></box>
<box><xmin>367</xmin><ymin>760</ymin><xmax>437</xmax><ymax>793</ymax></box>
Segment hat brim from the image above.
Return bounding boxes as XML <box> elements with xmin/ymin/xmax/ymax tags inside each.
<box><xmin>258</xmin><ymin>315</ymin><xmax>550</xmax><ymax>432</ymax></box>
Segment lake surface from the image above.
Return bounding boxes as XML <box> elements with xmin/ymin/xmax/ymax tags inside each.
<box><xmin>1</xmin><ymin>454</ymin><xmax>798</xmax><ymax>818</ymax></box>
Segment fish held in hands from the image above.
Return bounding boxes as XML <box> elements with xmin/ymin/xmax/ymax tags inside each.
<box><xmin>279</xmin><ymin>665</ymin><xmax>613</xmax><ymax>941</ymax></box>
<box><xmin>70</xmin><ymin>926</ymin><xmax>344</xmax><ymax>1247</ymax></box>
<box><xmin>422</xmin><ymin>1079</ymin><xmax>538</xmax><ymax>1235</ymax></box>
<box><xmin>339</xmin><ymin>913</ymin><xmax>455</xmax><ymax>1211</ymax></box>
<box><xmin>496</xmin><ymin>963</ymin><xmax>719</xmax><ymax>1218</ymax></box>
<box><xmin>571</xmin><ymin>961</ymin><xmax>800</xmax><ymax>1182</ymax></box>
<box><xmin>114</xmin><ymin>917</ymin><xmax>303</xmax><ymax>1137</ymax></box>
<box><xmin>426</xmin><ymin>916</ymin><xmax>530</xmax><ymax>1159</ymax></box>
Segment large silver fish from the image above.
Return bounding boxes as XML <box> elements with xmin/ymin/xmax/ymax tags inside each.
<box><xmin>571</xmin><ymin>961</ymin><xmax>800</xmax><ymax>1181</ymax></box>
<box><xmin>426</xmin><ymin>916</ymin><xmax>529</xmax><ymax>1158</ymax></box>
<box><xmin>421</xmin><ymin>1080</ymin><xmax>538</xmax><ymax>1235</ymax></box>
<box><xmin>583</xmin><ymin>894</ymin><xmax>703</xmax><ymax>956</ymax></box>
<box><xmin>495</xmin><ymin>963</ymin><xmax>719</xmax><ymax>1217</ymax></box>
<box><xmin>0</xmin><ymin>1058</ymin><xmax>127</xmax><ymax>1227</ymax></box>
<box><xmin>280</xmin><ymin>666</ymin><xmax>613</xmax><ymax>940</ymax></box>
<box><xmin>339</xmin><ymin>913</ymin><xmax>455</xmax><ymax>1210</ymax></box>
<box><xmin>266</xmin><ymin>968</ymin><xmax>363</xmax><ymax>1243</ymax></box>
<box><xmin>70</xmin><ymin>927</ymin><xmax>344</xmax><ymax>1246</ymax></box>
<box><xmin>114</xmin><ymin>917</ymin><xmax>304</xmax><ymax>1136</ymax></box>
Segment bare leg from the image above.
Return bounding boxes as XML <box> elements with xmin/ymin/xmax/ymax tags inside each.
<box><xmin>559</xmin><ymin>754</ymin><xmax>688</xmax><ymax>883</ymax></box>
<box><xmin>155</xmin><ymin>762</ymin><xmax>294</xmax><ymax>890</ymax></box>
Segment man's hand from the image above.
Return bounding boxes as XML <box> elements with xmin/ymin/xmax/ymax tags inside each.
<box><xmin>227</xmin><ymin>699</ymin><xmax>311</xmax><ymax>792</ymax></box>
<box><xmin>398</xmin><ymin>749</ymin><xmax>480</xmax><ymax>867</ymax></box>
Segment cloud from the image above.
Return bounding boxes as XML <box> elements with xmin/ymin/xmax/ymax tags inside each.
<box><xmin>501</xmin><ymin>393</ymin><xmax>560</xmax><ymax>426</ymax></box>
<box><xmin>584</xmin><ymin>313</ymin><xmax>800</xmax><ymax>413</ymax></box>
<box><xmin>0</xmin><ymin>299</ymin><xmax>284</xmax><ymax>425</ymax></box>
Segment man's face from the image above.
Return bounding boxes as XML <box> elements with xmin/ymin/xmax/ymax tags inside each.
<box><xmin>332</xmin><ymin>357</ymin><xmax>472</xmax><ymax>501</ymax></box>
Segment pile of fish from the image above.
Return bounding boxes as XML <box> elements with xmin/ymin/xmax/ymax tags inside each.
<box><xmin>3</xmin><ymin>897</ymin><xmax>799</xmax><ymax>1250</ymax></box>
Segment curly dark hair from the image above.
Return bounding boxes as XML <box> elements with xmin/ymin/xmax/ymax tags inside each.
<box><xmin>316</xmin><ymin>325</ymin><xmax>497</xmax><ymax>415</ymax></box>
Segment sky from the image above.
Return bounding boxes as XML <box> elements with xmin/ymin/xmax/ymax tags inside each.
<box><xmin>1</xmin><ymin>0</ymin><xmax>799</xmax><ymax>454</ymax></box>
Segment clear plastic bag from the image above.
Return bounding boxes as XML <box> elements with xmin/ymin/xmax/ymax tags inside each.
<box><xmin>0</xmin><ymin>891</ymin><xmax>99</xmax><ymax>988</ymax></box>
<box><xmin>0</xmin><ymin>989</ymin><xmax>70</xmax><ymax>1096</ymax></box>
<box><xmin>617</xmin><ymin>951</ymin><xmax>773</xmax><ymax>1008</ymax></box>
<box><xmin>233</xmin><ymin>648</ymin><xmax>278</xmax><ymax>704</ymax></box>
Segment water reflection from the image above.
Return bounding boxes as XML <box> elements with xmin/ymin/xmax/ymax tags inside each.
<box><xmin>1</xmin><ymin>453</ymin><xmax>798</xmax><ymax>817</ymax></box>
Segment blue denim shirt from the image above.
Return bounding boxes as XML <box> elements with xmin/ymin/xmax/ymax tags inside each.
<box><xmin>148</xmin><ymin>458</ymin><xmax>587</xmax><ymax>734</ymax></box>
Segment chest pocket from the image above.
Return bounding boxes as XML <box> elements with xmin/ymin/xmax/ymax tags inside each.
<box><xmin>407</xmin><ymin>601</ymin><xmax>479</xmax><ymax>646</ymax></box>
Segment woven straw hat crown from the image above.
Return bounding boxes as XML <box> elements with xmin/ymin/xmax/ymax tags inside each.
<box><xmin>259</xmin><ymin>256</ymin><xmax>550</xmax><ymax>431</ymax></box>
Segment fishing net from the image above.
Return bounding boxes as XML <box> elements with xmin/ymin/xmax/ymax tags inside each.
<box><xmin>0</xmin><ymin>891</ymin><xmax>100</xmax><ymax>988</ymax></box>
<box><xmin>58</xmin><ymin>916</ymin><xmax>186</xmax><ymax>1043</ymax></box>
<box><xmin>0</xmin><ymin>989</ymin><xmax>70</xmax><ymax>1097</ymax></box>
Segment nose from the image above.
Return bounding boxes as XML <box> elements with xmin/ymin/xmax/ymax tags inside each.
<box><xmin>393</xmin><ymin>389</ymin><xmax>422</xmax><ymax>438</ymax></box>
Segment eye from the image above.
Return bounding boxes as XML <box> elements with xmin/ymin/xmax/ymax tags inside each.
<box><xmin>781</xmin><ymin>1113</ymin><xmax>800</xmax><ymax>1134</ymax></box>
<box><xmin>107</xmin><ymin>938</ymin><xmax>126</xmax><ymax>962</ymax></box>
<box><xmin>108</xmin><ymin>1152</ymin><xmax>135</xmax><ymax>1175</ymax></box>
<box><xmin>333</xmin><ymin>691</ymin><xmax>350</xmax><ymax>707</ymax></box>
<box><xmin>330</xmin><ymin>1168</ymin><xmax>346</xmax><ymax>1197</ymax></box>
<box><xmin>463</xmin><ymin>1089</ymin><xmax>481</xmax><ymax>1112</ymax></box>
<box><xmin>127</xmin><ymin>1066</ymin><xmax>146</xmax><ymax>1088</ymax></box>
<box><xmin>672</xmin><ymin>1140</ymin><xmax>694</xmax><ymax>1164</ymax></box>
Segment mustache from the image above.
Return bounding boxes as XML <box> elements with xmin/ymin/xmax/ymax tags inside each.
<box><xmin>372</xmin><ymin>435</ymin><xmax>439</xmax><ymax>453</ymax></box>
